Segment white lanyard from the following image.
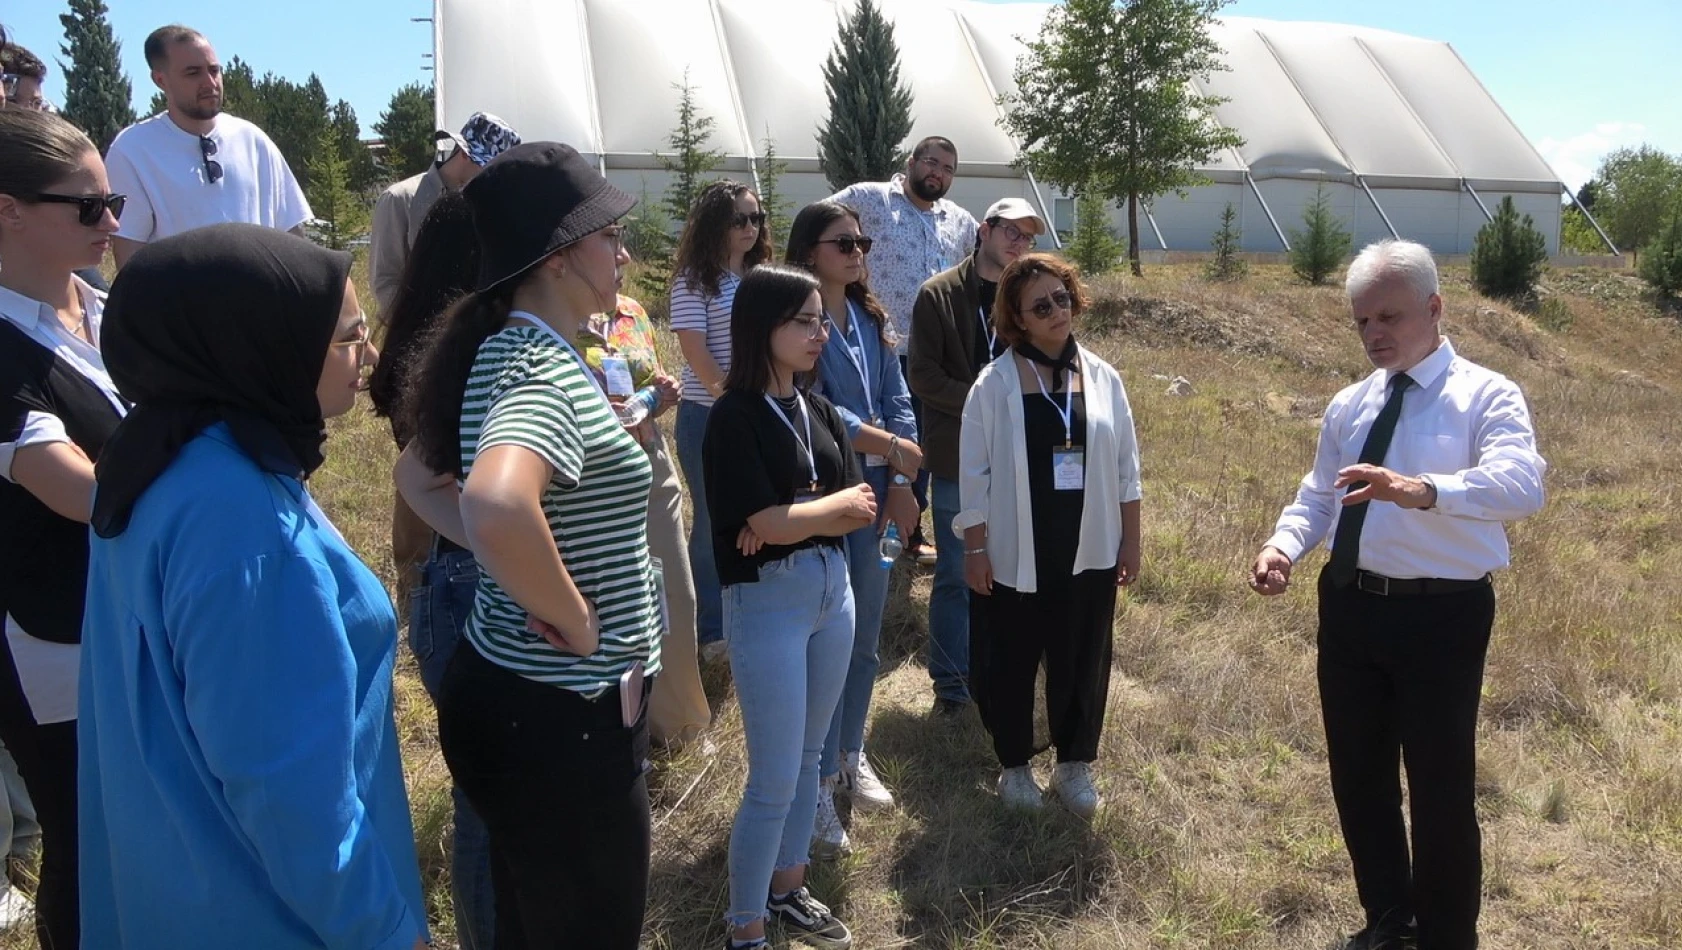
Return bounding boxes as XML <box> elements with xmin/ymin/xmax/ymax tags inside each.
<box><xmin>977</xmin><ymin>306</ymin><xmax>997</xmax><ymax>360</ymax></box>
<box><xmin>1028</xmin><ymin>358</ymin><xmax>1075</xmax><ymax>448</ymax></box>
<box><xmin>508</xmin><ymin>311</ymin><xmax>610</xmax><ymax>407</ymax></box>
<box><xmin>825</xmin><ymin>301</ymin><xmax>874</xmax><ymax>421</ymax></box>
<box><xmin>763</xmin><ymin>391</ymin><xmax>819</xmax><ymax>491</ymax></box>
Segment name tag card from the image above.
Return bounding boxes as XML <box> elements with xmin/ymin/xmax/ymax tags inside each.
<box><xmin>1053</xmin><ymin>448</ymin><xmax>1085</xmax><ymax>491</ymax></box>
<box><xmin>602</xmin><ymin>356</ymin><xmax>635</xmax><ymax>397</ymax></box>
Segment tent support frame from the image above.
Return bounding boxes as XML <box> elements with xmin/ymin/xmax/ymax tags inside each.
<box><xmin>1358</xmin><ymin>176</ymin><xmax>1400</xmax><ymax>239</ymax></box>
<box><xmin>1246</xmin><ymin>173</ymin><xmax>1290</xmax><ymax>251</ymax></box>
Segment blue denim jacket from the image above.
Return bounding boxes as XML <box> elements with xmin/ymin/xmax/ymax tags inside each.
<box><xmin>813</xmin><ymin>299</ymin><xmax>917</xmax><ymax>459</ymax></box>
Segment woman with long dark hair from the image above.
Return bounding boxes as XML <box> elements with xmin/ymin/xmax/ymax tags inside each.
<box><xmin>0</xmin><ymin>108</ymin><xmax>125</xmax><ymax>950</ymax></box>
<box><xmin>367</xmin><ymin>189</ymin><xmax>498</xmax><ymax>950</ymax></box>
<box><xmin>401</xmin><ymin>143</ymin><xmax>661</xmax><ymax>947</ymax></box>
<box><xmin>705</xmin><ymin>264</ymin><xmax>874</xmax><ymax>950</ymax></box>
<box><xmin>957</xmin><ymin>253</ymin><xmax>1141</xmax><ymax>818</ymax></box>
<box><xmin>671</xmin><ymin>179</ymin><xmax>773</xmax><ymax>657</ymax></box>
<box><xmin>784</xmin><ymin>200</ymin><xmax>922</xmax><ymax>853</ymax></box>
<box><xmin>78</xmin><ymin>223</ymin><xmax>427</xmax><ymax>948</ymax></box>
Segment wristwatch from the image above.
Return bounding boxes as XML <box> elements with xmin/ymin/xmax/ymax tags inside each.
<box><xmin>890</xmin><ymin>473</ymin><xmax>912</xmax><ymax>487</ymax></box>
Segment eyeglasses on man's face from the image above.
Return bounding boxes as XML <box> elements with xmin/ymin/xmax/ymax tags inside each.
<box><xmin>989</xmin><ymin>219</ymin><xmax>1038</xmax><ymax>248</ymax></box>
<box><xmin>1027</xmin><ymin>290</ymin><xmax>1074</xmax><ymax>319</ymax></box>
<box><xmin>915</xmin><ymin>155</ymin><xmax>957</xmax><ymax>178</ymax></box>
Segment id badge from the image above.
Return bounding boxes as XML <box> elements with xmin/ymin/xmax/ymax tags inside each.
<box><xmin>1052</xmin><ymin>448</ymin><xmax>1085</xmax><ymax>491</ymax></box>
<box><xmin>602</xmin><ymin>355</ymin><xmax>635</xmax><ymax>397</ymax></box>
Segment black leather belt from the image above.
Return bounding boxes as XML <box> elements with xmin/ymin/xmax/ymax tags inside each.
<box><xmin>1354</xmin><ymin>570</ymin><xmax>1490</xmax><ymax>596</ymax></box>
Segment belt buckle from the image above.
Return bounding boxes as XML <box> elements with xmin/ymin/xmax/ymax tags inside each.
<box><xmin>1358</xmin><ymin>571</ymin><xmax>1390</xmax><ymax>596</ymax></box>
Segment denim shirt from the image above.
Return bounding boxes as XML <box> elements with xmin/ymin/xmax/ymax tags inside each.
<box><xmin>813</xmin><ymin>299</ymin><xmax>917</xmax><ymax>465</ymax></box>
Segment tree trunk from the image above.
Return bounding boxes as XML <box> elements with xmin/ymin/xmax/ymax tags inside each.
<box><xmin>1128</xmin><ymin>191</ymin><xmax>1144</xmax><ymax>277</ymax></box>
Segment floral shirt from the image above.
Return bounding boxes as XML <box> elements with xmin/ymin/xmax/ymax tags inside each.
<box><xmin>577</xmin><ymin>295</ymin><xmax>666</xmax><ymax>442</ymax></box>
<box><xmin>829</xmin><ymin>175</ymin><xmax>978</xmax><ymax>355</ymax></box>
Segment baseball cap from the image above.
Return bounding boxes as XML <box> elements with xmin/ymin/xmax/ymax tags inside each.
<box><xmin>435</xmin><ymin>112</ymin><xmax>521</xmax><ymax>167</ymax></box>
<box><xmin>984</xmin><ymin>197</ymin><xmax>1046</xmax><ymax>233</ymax></box>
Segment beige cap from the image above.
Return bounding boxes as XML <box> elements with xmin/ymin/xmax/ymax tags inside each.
<box><xmin>983</xmin><ymin>197</ymin><xmax>1046</xmax><ymax>233</ymax></box>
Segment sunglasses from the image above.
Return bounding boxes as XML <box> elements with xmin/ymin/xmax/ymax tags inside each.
<box><xmin>1027</xmin><ymin>290</ymin><xmax>1075</xmax><ymax>319</ymax></box>
<box><xmin>815</xmin><ymin>235</ymin><xmax>873</xmax><ymax>256</ymax></box>
<box><xmin>731</xmin><ymin>211</ymin><xmax>767</xmax><ymax>230</ymax></box>
<box><xmin>32</xmin><ymin>192</ymin><xmax>127</xmax><ymax>226</ymax></box>
<box><xmin>199</xmin><ymin>136</ymin><xmax>223</xmax><ymax>184</ymax></box>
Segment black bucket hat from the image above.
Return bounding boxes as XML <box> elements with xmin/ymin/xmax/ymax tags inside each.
<box><xmin>464</xmin><ymin>141</ymin><xmax>635</xmax><ymax>293</ymax></box>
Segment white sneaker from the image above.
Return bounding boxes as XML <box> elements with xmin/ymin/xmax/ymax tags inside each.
<box><xmin>840</xmin><ymin>750</ymin><xmax>895</xmax><ymax>811</ymax></box>
<box><xmin>811</xmin><ymin>775</ymin><xmax>850</xmax><ymax>858</ymax></box>
<box><xmin>996</xmin><ymin>765</ymin><xmax>1044</xmax><ymax>810</ymax></box>
<box><xmin>1050</xmin><ymin>761</ymin><xmax>1101</xmax><ymax>819</ymax></box>
<box><xmin>0</xmin><ymin>884</ymin><xmax>33</xmax><ymax>930</ymax></box>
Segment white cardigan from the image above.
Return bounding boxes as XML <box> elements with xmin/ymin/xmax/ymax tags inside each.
<box><xmin>954</xmin><ymin>346</ymin><xmax>1142</xmax><ymax>593</ymax></box>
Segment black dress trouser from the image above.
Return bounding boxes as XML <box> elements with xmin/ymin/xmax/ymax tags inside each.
<box><xmin>438</xmin><ymin>640</ymin><xmax>652</xmax><ymax>950</ymax></box>
<box><xmin>1316</xmin><ymin>567</ymin><xmax>1496</xmax><ymax>950</ymax></box>
<box><xmin>0</xmin><ymin>644</ymin><xmax>76</xmax><ymax>950</ymax></box>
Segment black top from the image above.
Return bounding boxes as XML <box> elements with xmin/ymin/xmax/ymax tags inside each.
<box><xmin>703</xmin><ymin>388</ymin><xmax>862</xmax><ymax>586</ymax></box>
<box><xmin>0</xmin><ymin>319</ymin><xmax>124</xmax><ymax>644</ymax></box>
<box><xmin>1023</xmin><ymin>391</ymin><xmax>1087</xmax><ymax>581</ymax></box>
<box><xmin>972</xmin><ymin>278</ymin><xmax>1001</xmax><ymax>372</ymax></box>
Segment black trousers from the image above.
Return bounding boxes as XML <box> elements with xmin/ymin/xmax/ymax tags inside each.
<box><xmin>1316</xmin><ymin>567</ymin><xmax>1496</xmax><ymax>950</ymax></box>
<box><xmin>0</xmin><ymin>644</ymin><xmax>76</xmax><ymax>950</ymax></box>
<box><xmin>438</xmin><ymin>640</ymin><xmax>652</xmax><ymax>950</ymax></box>
<box><xmin>971</xmin><ymin>568</ymin><xmax>1116</xmax><ymax>768</ymax></box>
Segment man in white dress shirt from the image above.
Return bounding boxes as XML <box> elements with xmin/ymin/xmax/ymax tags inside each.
<box><xmin>1250</xmin><ymin>239</ymin><xmax>1546</xmax><ymax>950</ymax></box>
<box><xmin>106</xmin><ymin>25</ymin><xmax>311</xmax><ymax>268</ymax></box>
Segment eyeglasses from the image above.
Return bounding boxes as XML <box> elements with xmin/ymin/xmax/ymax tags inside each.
<box><xmin>731</xmin><ymin>211</ymin><xmax>767</xmax><ymax>230</ymax></box>
<box><xmin>915</xmin><ymin>155</ymin><xmax>957</xmax><ymax>177</ymax></box>
<box><xmin>1027</xmin><ymin>291</ymin><xmax>1074</xmax><ymax>319</ymax></box>
<box><xmin>331</xmin><ymin>315</ymin><xmax>372</xmax><ymax>355</ymax></box>
<box><xmin>600</xmin><ymin>225</ymin><xmax>626</xmax><ymax>251</ymax></box>
<box><xmin>988</xmin><ymin>218</ymin><xmax>1038</xmax><ymax>248</ymax></box>
<box><xmin>786</xmin><ymin>315</ymin><xmax>829</xmax><ymax>341</ymax></box>
<box><xmin>2</xmin><ymin>74</ymin><xmax>46</xmax><ymax>111</ymax></box>
<box><xmin>815</xmin><ymin>235</ymin><xmax>873</xmax><ymax>256</ymax></box>
<box><xmin>199</xmin><ymin>136</ymin><xmax>223</xmax><ymax>184</ymax></box>
<box><xmin>32</xmin><ymin>192</ymin><xmax>126</xmax><ymax>226</ymax></box>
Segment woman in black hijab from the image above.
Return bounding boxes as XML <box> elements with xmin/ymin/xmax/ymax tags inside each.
<box><xmin>77</xmin><ymin>224</ymin><xmax>430</xmax><ymax>949</ymax></box>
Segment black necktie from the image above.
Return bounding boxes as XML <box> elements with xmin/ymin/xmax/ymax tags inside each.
<box><xmin>1327</xmin><ymin>372</ymin><xmax>1413</xmax><ymax>588</ymax></box>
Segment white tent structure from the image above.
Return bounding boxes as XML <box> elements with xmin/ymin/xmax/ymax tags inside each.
<box><xmin>432</xmin><ymin>0</ymin><xmax>1582</xmax><ymax>255</ymax></box>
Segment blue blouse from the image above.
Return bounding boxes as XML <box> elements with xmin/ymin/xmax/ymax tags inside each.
<box><xmin>79</xmin><ymin>424</ymin><xmax>427</xmax><ymax>949</ymax></box>
<box><xmin>813</xmin><ymin>299</ymin><xmax>917</xmax><ymax>461</ymax></box>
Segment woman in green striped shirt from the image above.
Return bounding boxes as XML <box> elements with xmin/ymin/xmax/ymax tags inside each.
<box><xmin>398</xmin><ymin>143</ymin><xmax>659</xmax><ymax>949</ymax></box>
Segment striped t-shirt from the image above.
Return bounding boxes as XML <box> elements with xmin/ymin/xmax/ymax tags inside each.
<box><xmin>670</xmin><ymin>269</ymin><xmax>740</xmax><ymax>406</ymax></box>
<box><xmin>458</xmin><ymin>325</ymin><xmax>662</xmax><ymax>695</ymax></box>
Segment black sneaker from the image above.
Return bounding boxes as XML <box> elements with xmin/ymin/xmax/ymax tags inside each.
<box><xmin>932</xmin><ymin>695</ymin><xmax>970</xmax><ymax>718</ymax></box>
<box><xmin>723</xmin><ymin>938</ymin><xmax>767</xmax><ymax>950</ymax></box>
<box><xmin>1341</xmin><ymin>924</ymin><xmax>1417</xmax><ymax>950</ymax></box>
<box><xmin>768</xmin><ymin>886</ymin><xmax>852</xmax><ymax>949</ymax></box>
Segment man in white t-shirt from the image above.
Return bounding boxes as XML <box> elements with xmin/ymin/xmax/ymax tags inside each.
<box><xmin>106</xmin><ymin>25</ymin><xmax>311</xmax><ymax>269</ymax></box>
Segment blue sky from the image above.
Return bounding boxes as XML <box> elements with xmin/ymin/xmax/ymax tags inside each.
<box><xmin>9</xmin><ymin>0</ymin><xmax>1675</xmax><ymax>189</ymax></box>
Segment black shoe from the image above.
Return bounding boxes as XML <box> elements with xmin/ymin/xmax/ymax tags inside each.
<box><xmin>1342</xmin><ymin>924</ymin><xmax>1417</xmax><ymax>950</ymax></box>
<box><xmin>768</xmin><ymin>886</ymin><xmax>852</xmax><ymax>949</ymax></box>
<box><xmin>932</xmin><ymin>695</ymin><xmax>970</xmax><ymax>717</ymax></box>
<box><xmin>722</xmin><ymin>938</ymin><xmax>768</xmax><ymax>950</ymax></box>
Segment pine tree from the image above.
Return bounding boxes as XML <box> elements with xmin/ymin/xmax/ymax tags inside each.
<box><xmin>303</xmin><ymin>130</ymin><xmax>370</xmax><ymax>251</ymax></box>
<box><xmin>1205</xmin><ymin>202</ymin><xmax>1247</xmax><ymax>281</ymax></box>
<box><xmin>1066</xmin><ymin>190</ymin><xmax>1125</xmax><ymax>276</ymax></box>
<box><xmin>374</xmin><ymin>82</ymin><xmax>437</xmax><ymax>180</ymax></box>
<box><xmin>1469</xmin><ymin>195</ymin><xmax>1548</xmax><ymax>301</ymax></box>
<box><xmin>1288</xmin><ymin>184</ymin><xmax>1351</xmax><ymax>285</ymax></box>
<box><xmin>757</xmin><ymin>131</ymin><xmax>792</xmax><ymax>249</ymax></box>
<box><xmin>331</xmin><ymin>99</ymin><xmax>379</xmax><ymax>194</ymax></box>
<box><xmin>1637</xmin><ymin>205</ymin><xmax>1682</xmax><ymax>299</ymax></box>
<box><xmin>57</xmin><ymin>0</ymin><xmax>136</xmax><ymax>154</ymax></box>
<box><xmin>636</xmin><ymin>73</ymin><xmax>724</xmax><ymax>304</ymax></box>
<box><xmin>816</xmin><ymin>0</ymin><xmax>915</xmax><ymax>191</ymax></box>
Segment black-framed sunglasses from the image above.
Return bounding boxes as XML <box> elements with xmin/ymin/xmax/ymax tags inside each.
<box><xmin>199</xmin><ymin>136</ymin><xmax>224</xmax><ymax>184</ymax></box>
<box><xmin>32</xmin><ymin>192</ymin><xmax>126</xmax><ymax>226</ymax></box>
<box><xmin>1027</xmin><ymin>290</ymin><xmax>1074</xmax><ymax>319</ymax></box>
<box><xmin>731</xmin><ymin>211</ymin><xmax>767</xmax><ymax>230</ymax></box>
<box><xmin>815</xmin><ymin>235</ymin><xmax>874</xmax><ymax>256</ymax></box>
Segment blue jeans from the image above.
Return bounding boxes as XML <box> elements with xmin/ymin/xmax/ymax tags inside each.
<box><xmin>928</xmin><ymin>475</ymin><xmax>971</xmax><ymax>702</ymax></box>
<box><xmin>820</xmin><ymin>466</ymin><xmax>891</xmax><ymax>778</ymax></box>
<box><xmin>675</xmin><ymin>399</ymin><xmax>724</xmax><ymax>645</ymax></box>
<box><xmin>725</xmin><ymin>546</ymin><xmax>854</xmax><ymax>926</ymax></box>
<box><xmin>408</xmin><ymin>548</ymin><xmax>496</xmax><ymax>950</ymax></box>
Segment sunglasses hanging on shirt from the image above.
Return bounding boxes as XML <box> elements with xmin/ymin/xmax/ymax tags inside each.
<box><xmin>199</xmin><ymin>135</ymin><xmax>224</xmax><ymax>184</ymax></box>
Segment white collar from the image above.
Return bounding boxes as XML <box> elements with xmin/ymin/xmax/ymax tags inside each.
<box><xmin>1389</xmin><ymin>337</ymin><xmax>1455</xmax><ymax>390</ymax></box>
<box><xmin>0</xmin><ymin>276</ymin><xmax>102</xmax><ymax>333</ymax></box>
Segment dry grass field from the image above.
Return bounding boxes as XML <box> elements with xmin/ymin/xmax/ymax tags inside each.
<box><xmin>11</xmin><ymin>260</ymin><xmax>1681</xmax><ymax>948</ymax></box>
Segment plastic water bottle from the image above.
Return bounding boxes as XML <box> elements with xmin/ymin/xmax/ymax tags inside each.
<box><xmin>877</xmin><ymin>522</ymin><xmax>902</xmax><ymax>569</ymax></box>
<box><xmin>616</xmin><ymin>386</ymin><xmax>661</xmax><ymax>426</ymax></box>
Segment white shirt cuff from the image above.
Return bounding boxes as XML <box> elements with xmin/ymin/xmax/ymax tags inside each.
<box><xmin>1263</xmin><ymin>532</ymin><xmax>1305</xmax><ymax>563</ymax></box>
<box><xmin>1423</xmin><ymin>472</ymin><xmax>1468</xmax><ymax>516</ymax></box>
<box><xmin>952</xmin><ymin>509</ymin><xmax>987</xmax><ymax>533</ymax></box>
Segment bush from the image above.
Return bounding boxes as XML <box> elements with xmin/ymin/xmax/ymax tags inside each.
<box><xmin>1637</xmin><ymin>207</ymin><xmax>1682</xmax><ymax>298</ymax></box>
<box><xmin>1288</xmin><ymin>184</ymin><xmax>1350</xmax><ymax>285</ymax></box>
<box><xmin>1470</xmin><ymin>196</ymin><xmax>1548</xmax><ymax>300</ymax></box>
<box><xmin>1205</xmin><ymin>202</ymin><xmax>1247</xmax><ymax>281</ymax></box>
<box><xmin>1066</xmin><ymin>191</ymin><xmax>1125</xmax><ymax>277</ymax></box>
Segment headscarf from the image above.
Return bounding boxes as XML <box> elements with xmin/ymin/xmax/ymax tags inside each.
<box><xmin>91</xmin><ymin>224</ymin><xmax>351</xmax><ymax>537</ymax></box>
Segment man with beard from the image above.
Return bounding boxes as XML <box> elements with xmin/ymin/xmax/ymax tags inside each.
<box><xmin>107</xmin><ymin>26</ymin><xmax>311</xmax><ymax>268</ymax></box>
<box><xmin>830</xmin><ymin>136</ymin><xmax>979</xmax><ymax>567</ymax></box>
<box><xmin>906</xmin><ymin>198</ymin><xmax>1044</xmax><ymax>715</ymax></box>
